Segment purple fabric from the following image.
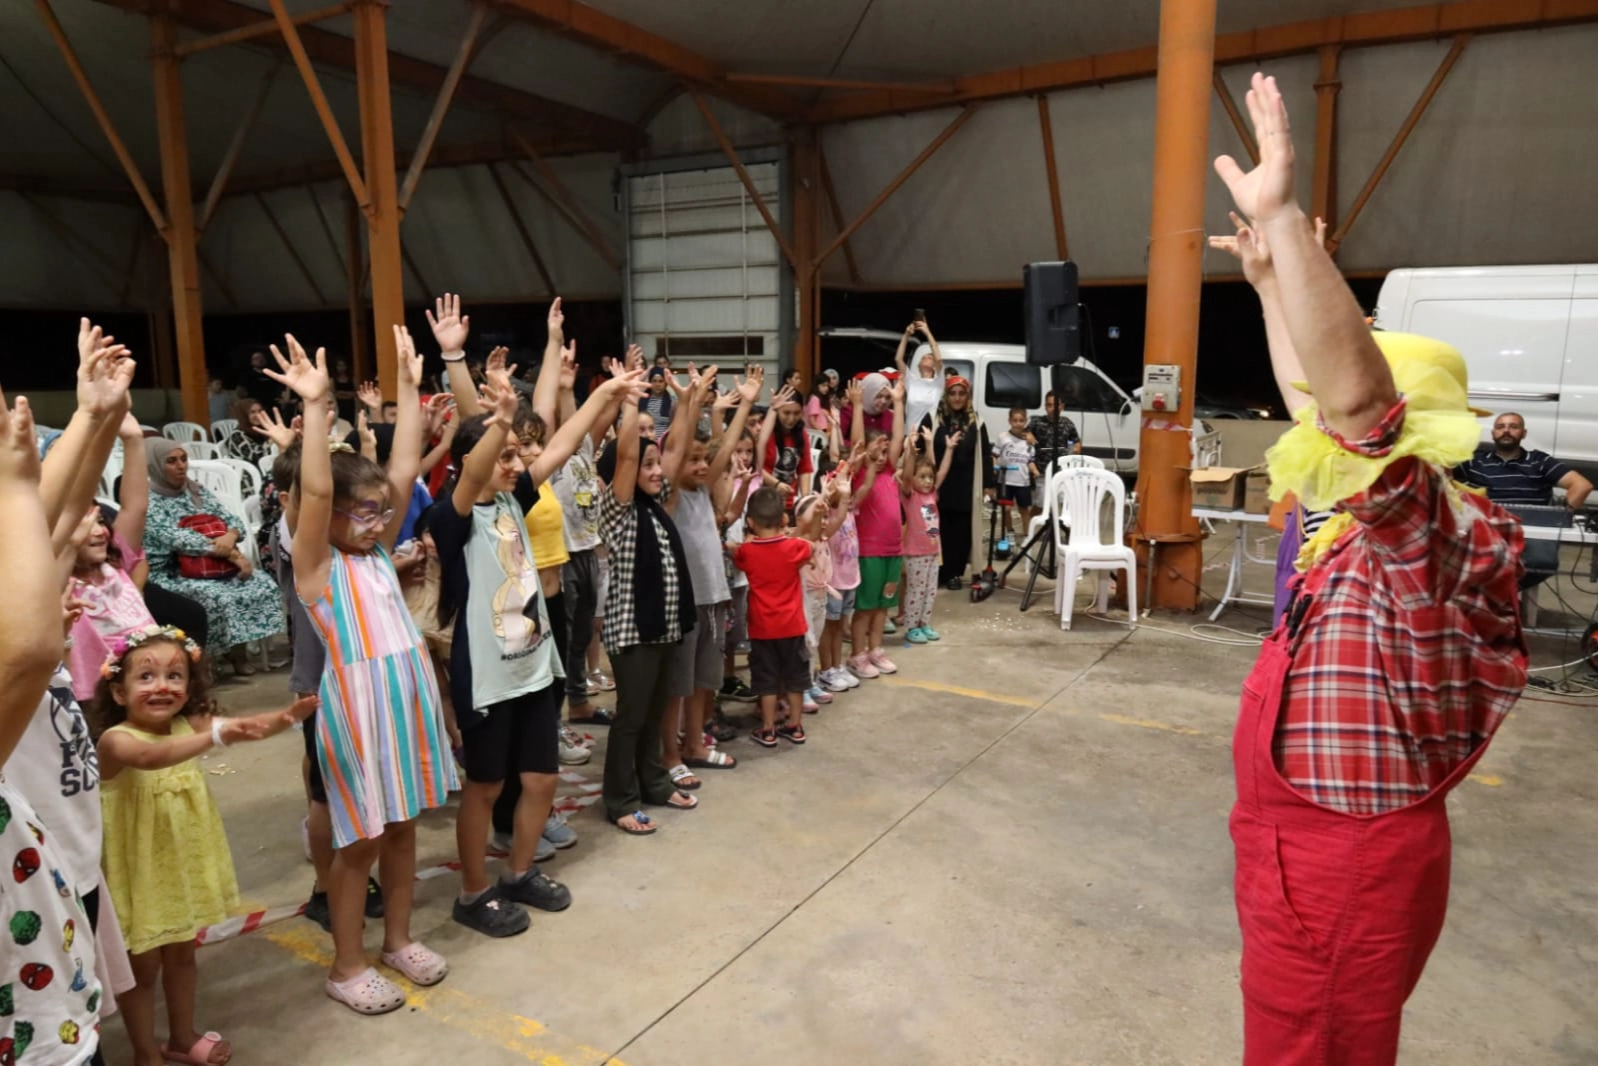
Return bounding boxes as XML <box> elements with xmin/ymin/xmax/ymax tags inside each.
<box><xmin>1272</xmin><ymin>506</ymin><xmax>1304</xmax><ymax>630</ymax></box>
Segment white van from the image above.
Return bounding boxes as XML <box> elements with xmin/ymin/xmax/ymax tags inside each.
<box><xmin>1373</xmin><ymin>265</ymin><xmax>1597</xmax><ymax>476</ymax></box>
<box><xmin>819</xmin><ymin>329</ymin><xmax>1218</xmax><ymax>474</ymax></box>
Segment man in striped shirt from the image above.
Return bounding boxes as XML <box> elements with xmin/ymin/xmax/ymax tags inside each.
<box><xmin>1213</xmin><ymin>72</ymin><xmax>1528</xmax><ymax>1065</ymax></box>
<box><xmin>1457</xmin><ymin>411</ymin><xmax>1592</xmax><ymax>509</ymax></box>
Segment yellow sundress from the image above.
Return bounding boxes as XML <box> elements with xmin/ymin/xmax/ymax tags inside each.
<box><xmin>99</xmin><ymin>719</ymin><xmax>240</xmax><ymax>954</ymax></box>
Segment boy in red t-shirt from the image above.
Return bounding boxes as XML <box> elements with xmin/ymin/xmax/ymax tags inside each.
<box><xmin>731</xmin><ymin>486</ymin><xmax>813</xmax><ymax>747</ymax></box>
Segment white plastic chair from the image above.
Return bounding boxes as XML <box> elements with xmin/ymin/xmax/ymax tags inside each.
<box><xmin>256</xmin><ymin>451</ymin><xmax>277</xmax><ymax>478</ymax></box>
<box><xmin>181</xmin><ymin>441</ymin><xmax>220</xmax><ymax>460</ymax></box>
<box><xmin>98</xmin><ymin>444</ymin><xmax>125</xmax><ymax>501</ymax></box>
<box><xmin>219</xmin><ymin>457</ymin><xmax>263</xmax><ymax>500</ymax></box>
<box><xmin>1057</xmin><ymin>454</ymin><xmax>1106</xmax><ymax>470</ymax></box>
<box><xmin>1024</xmin><ymin>458</ymin><xmax>1101</xmax><ymax>551</ymax></box>
<box><xmin>162</xmin><ymin>422</ymin><xmax>207</xmax><ymax>443</ymax></box>
<box><xmin>211</xmin><ymin>418</ymin><xmax>239</xmax><ymax>442</ymax></box>
<box><xmin>1052</xmin><ymin>468</ymin><xmax>1137</xmax><ymax>630</ymax></box>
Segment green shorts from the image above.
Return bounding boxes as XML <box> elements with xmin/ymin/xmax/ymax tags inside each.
<box><xmin>855</xmin><ymin>555</ymin><xmax>903</xmax><ymax>611</ymax></box>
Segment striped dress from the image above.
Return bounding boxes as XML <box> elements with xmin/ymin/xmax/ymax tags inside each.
<box><xmin>305</xmin><ymin>544</ymin><xmax>459</xmax><ymax>847</ymax></box>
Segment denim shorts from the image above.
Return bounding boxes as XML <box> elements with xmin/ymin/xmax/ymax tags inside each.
<box><xmin>825</xmin><ymin>587</ymin><xmax>857</xmax><ymax>621</ymax></box>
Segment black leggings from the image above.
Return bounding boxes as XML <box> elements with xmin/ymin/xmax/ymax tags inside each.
<box><xmin>938</xmin><ymin>507</ymin><xmax>974</xmax><ymax>586</ymax></box>
<box><xmin>492</xmin><ymin>589</ymin><xmax>568</xmax><ymax>836</ymax></box>
<box><xmin>603</xmin><ymin>642</ymin><xmax>677</xmax><ymax>822</ymax></box>
<box><xmin>142</xmin><ymin>582</ymin><xmax>210</xmax><ymax>649</ymax></box>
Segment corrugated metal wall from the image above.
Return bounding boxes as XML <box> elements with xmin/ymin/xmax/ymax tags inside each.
<box><xmin>627</xmin><ymin>163</ymin><xmax>782</xmax><ymax>372</ymax></box>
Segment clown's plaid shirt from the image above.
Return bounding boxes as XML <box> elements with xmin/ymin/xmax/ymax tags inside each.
<box><xmin>1274</xmin><ymin>401</ymin><xmax>1529</xmax><ymax>814</ymax></box>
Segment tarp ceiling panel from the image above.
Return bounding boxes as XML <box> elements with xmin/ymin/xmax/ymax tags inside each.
<box><xmin>0</xmin><ymin>195</ymin><xmax>146</xmax><ymax>309</ymax></box>
<box><xmin>1332</xmin><ymin>26</ymin><xmax>1597</xmax><ymax>270</ymax></box>
<box><xmin>644</xmin><ymin>94</ymin><xmax>785</xmax><ymax>159</ymax></box>
<box><xmin>584</xmin><ymin>0</ymin><xmax>1432</xmax><ymax>81</ymax></box>
<box><xmin>0</xmin><ymin>0</ymin><xmax>507</xmax><ymax>186</ymax></box>
<box><xmin>227</xmin><ymin>0</ymin><xmax>669</xmax><ymax>123</ymax></box>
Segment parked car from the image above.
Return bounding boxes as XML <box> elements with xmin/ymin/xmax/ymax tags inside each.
<box><xmin>1374</xmin><ymin>264</ymin><xmax>1597</xmax><ymax>481</ymax></box>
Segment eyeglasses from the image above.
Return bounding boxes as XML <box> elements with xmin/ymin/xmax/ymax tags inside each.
<box><xmin>334</xmin><ymin>507</ymin><xmax>395</xmax><ymax>529</ymax></box>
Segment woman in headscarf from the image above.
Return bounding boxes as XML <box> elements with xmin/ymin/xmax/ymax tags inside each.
<box><xmin>840</xmin><ymin>372</ymin><xmax>896</xmax><ymax>448</ymax></box>
<box><xmin>923</xmin><ymin>376</ymin><xmax>993</xmax><ymax>589</ymax></box>
<box><xmin>141</xmin><ymin>438</ymin><xmax>284</xmax><ymax>673</ymax></box>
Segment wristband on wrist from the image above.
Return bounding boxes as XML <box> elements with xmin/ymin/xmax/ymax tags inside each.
<box><xmin>211</xmin><ymin>718</ymin><xmax>228</xmax><ymax>748</ymax></box>
<box><xmin>441</xmin><ymin>350</ymin><xmax>466</xmax><ymax>363</ymax></box>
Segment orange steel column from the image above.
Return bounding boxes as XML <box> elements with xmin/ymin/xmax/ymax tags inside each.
<box><xmin>792</xmin><ymin>125</ymin><xmax>821</xmax><ymax>387</ymax></box>
<box><xmin>1132</xmin><ymin>0</ymin><xmax>1217</xmax><ymax>611</ymax></box>
<box><xmin>1310</xmin><ymin>46</ymin><xmax>1341</xmax><ymax>236</ymax></box>
<box><xmin>150</xmin><ymin>13</ymin><xmax>209</xmax><ymax>426</ymax></box>
<box><xmin>352</xmin><ymin>0</ymin><xmax>402</xmax><ymax>398</ymax></box>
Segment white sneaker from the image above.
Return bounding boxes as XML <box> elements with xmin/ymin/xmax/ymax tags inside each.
<box><xmin>821</xmin><ymin>668</ymin><xmax>852</xmax><ymax>693</ymax></box>
<box><xmin>559</xmin><ymin>738</ymin><xmax>591</xmax><ymax>766</ymax></box>
<box><xmin>834</xmin><ymin>667</ymin><xmax>861</xmax><ymax>689</ymax></box>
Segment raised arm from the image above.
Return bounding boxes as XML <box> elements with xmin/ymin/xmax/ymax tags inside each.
<box><xmin>887</xmin><ymin>378</ymin><xmax>907</xmax><ymax>467</ymax></box>
<box><xmin>378</xmin><ymin>325</ymin><xmax>426</xmax><ymax>552</ymax></box>
<box><xmin>846</xmin><ymin>378</ymin><xmax>865</xmax><ymax>449</ymax></box>
<box><xmin>41</xmin><ymin>321</ymin><xmax>131</xmax><ymax>536</ymax></box>
<box><xmin>0</xmin><ymin>392</ymin><xmax>65</xmax><ymax>765</ymax></box>
<box><xmin>754</xmin><ymin>384</ymin><xmax>795</xmax><ymax>486</ymax></box>
<box><xmin>527</xmin><ymin>369</ymin><xmax>647</xmax><ymax>485</ymax></box>
<box><xmin>452</xmin><ymin>364</ymin><xmax>519</xmax><ymax>515</ymax></box>
<box><xmin>662</xmin><ymin>365</ymin><xmax>714</xmax><ymax>485</ymax></box>
<box><xmin>935</xmin><ymin>428</ymin><xmax>960</xmax><ymax>489</ymax></box>
<box><xmin>1215</xmin><ymin>74</ymin><xmax>1393</xmax><ymax>440</ymax></box>
<box><xmin>265</xmin><ymin>336</ymin><xmax>335</xmax><ymax>602</ymax></box>
<box><xmin>113</xmin><ymin>412</ymin><xmax>149</xmax><ymax>549</ymax></box>
<box><xmin>898</xmin><ymin>425</ymin><xmax>918</xmax><ymax>494</ymax></box>
<box><xmin>919</xmin><ymin>320</ymin><xmax>943</xmax><ymax>374</ymax></box>
<box><xmin>611</xmin><ymin>393</ymin><xmax>642</xmax><ymax>506</ymax></box>
<box><xmin>418</xmin><ymin>395</ymin><xmax>457</xmax><ymax>476</ymax></box>
<box><xmin>1209</xmin><ymin>211</ymin><xmax>1321</xmax><ymax>417</ymax></box>
<box><xmin>707</xmin><ymin>368</ymin><xmax>762</xmax><ymax>484</ymax></box>
<box><xmin>893</xmin><ymin>324</ymin><xmax>914</xmax><ymax>377</ymax></box>
<box><xmin>533</xmin><ymin>298</ymin><xmax>565</xmax><ymax>431</ymax></box>
<box><xmin>357</xmin><ymin>380</ymin><xmax>382</xmax><ymax>421</ymax></box>
<box><xmin>428</xmin><ymin>292</ymin><xmax>480</xmax><ymax>418</ymax></box>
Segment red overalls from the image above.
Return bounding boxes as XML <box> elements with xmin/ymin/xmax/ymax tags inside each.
<box><xmin>1231</xmin><ymin>562</ymin><xmax>1494</xmax><ymax>1066</ymax></box>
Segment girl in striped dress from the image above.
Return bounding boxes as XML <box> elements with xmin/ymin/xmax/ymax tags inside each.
<box><xmin>265</xmin><ymin>330</ymin><xmax>459</xmax><ymax>1016</ymax></box>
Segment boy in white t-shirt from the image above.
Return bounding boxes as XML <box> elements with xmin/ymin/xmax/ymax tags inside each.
<box><xmin>992</xmin><ymin>407</ymin><xmax>1040</xmax><ymax>541</ymax></box>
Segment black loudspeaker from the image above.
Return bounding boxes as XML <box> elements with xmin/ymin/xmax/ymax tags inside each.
<box><xmin>1024</xmin><ymin>260</ymin><xmax>1081</xmax><ymax>367</ymax></box>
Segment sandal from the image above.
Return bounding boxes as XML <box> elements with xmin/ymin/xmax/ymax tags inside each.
<box><xmin>611</xmin><ymin>811</ymin><xmax>656</xmax><ymax>835</ymax></box>
<box><xmin>325</xmin><ymin>967</ymin><xmax>406</xmax><ymax>1015</ymax></box>
<box><xmin>663</xmin><ymin>790</ymin><xmax>698</xmax><ymax>810</ymax></box>
<box><xmin>569</xmin><ymin>707</ymin><xmax>615</xmax><ymax>727</ymax></box>
<box><xmin>380</xmin><ymin>941</ymin><xmax>448</xmax><ymax>987</ymax></box>
<box><xmin>684</xmin><ymin>749</ymin><xmax>737</xmax><ymax>770</ymax></box>
<box><xmin>159</xmin><ymin>1031</ymin><xmax>231</xmax><ymax>1065</ymax></box>
<box><xmin>706</xmin><ymin>715</ymin><xmax>739</xmax><ymax>743</ymax></box>
<box><xmin>667</xmin><ymin>764</ymin><xmax>701</xmax><ymax>791</ymax></box>
<box><xmin>751</xmin><ymin>728</ymin><xmax>778</xmax><ymax>748</ymax></box>
<box><xmin>776</xmin><ymin>724</ymin><xmax>807</xmax><ymax>745</ymax></box>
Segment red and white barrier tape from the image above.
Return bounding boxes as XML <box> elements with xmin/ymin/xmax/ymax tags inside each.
<box><xmin>194</xmin><ymin>771</ymin><xmax>601</xmax><ymax>947</ymax></box>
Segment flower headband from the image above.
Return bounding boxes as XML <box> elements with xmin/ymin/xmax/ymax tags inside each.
<box><xmin>100</xmin><ymin>624</ymin><xmax>203</xmax><ymax>680</ymax></box>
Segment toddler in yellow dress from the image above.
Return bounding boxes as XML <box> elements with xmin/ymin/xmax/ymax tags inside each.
<box><xmin>95</xmin><ymin>626</ymin><xmax>314</xmax><ymax>1066</ymax></box>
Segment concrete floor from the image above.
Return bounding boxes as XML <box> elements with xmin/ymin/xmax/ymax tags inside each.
<box><xmin>98</xmin><ymin>526</ymin><xmax>1597</xmax><ymax>1066</ymax></box>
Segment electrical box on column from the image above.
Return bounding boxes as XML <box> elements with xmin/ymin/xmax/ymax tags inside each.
<box><xmin>1141</xmin><ymin>364</ymin><xmax>1181</xmax><ymax>413</ymax></box>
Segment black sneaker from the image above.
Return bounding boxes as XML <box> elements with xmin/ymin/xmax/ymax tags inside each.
<box><xmin>719</xmin><ymin>677</ymin><xmax>757</xmax><ymax>704</ymax></box>
<box><xmin>364</xmin><ymin>876</ymin><xmax>384</xmax><ymax>919</ymax></box>
<box><xmin>500</xmin><ymin>868</ymin><xmax>572</xmax><ymax>913</ymax></box>
<box><xmin>304</xmin><ymin>889</ymin><xmax>331</xmax><ymax>933</ymax></box>
<box><xmin>452</xmin><ymin>887</ymin><xmax>530</xmax><ymax>937</ymax></box>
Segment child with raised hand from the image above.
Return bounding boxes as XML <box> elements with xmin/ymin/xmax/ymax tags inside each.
<box><xmin>734</xmin><ymin>486</ymin><xmax>813</xmax><ymax>746</ymax></box>
<box><xmin>847</xmin><ymin>378</ymin><xmax>907</xmax><ymax>679</ymax></box>
<box><xmin>655</xmin><ymin>364</ymin><xmax>758</xmax><ymax>787</ymax></box>
<box><xmin>818</xmin><ymin>444</ymin><xmax>863</xmax><ymax>693</ymax></box>
<box><xmin>755</xmin><ymin>384</ymin><xmax>814</xmax><ymax>496</ymax></box>
<box><xmin>433</xmin><ymin>331</ymin><xmax>646</xmax><ymax>938</ymax></box>
<box><xmin>794</xmin><ymin>474</ymin><xmax>849</xmax><ymax>709</ymax></box>
<box><xmin>595</xmin><ymin>387</ymin><xmax>700</xmax><ymax>835</ymax></box>
<box><xmin>267</xmin><ymin>330</ymin><xmax>459</xmax><ymax>1015</ymax></box>
<box><xmin>900</xmin><ymin>425</ymin><xmax>958</xmax><ymax>645</ymax></box>
<box><xmin>95</xmin><ymin>629</ymin><xmax>314</xmax><ymax>1066</ymax></box>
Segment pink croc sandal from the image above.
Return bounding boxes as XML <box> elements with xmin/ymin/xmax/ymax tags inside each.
<box><xmin>381</xmin><ymin>942</ymin><xmax>448</xmax><ymax>987</ymax></box>
<box><xmin>160</xmin><ymin>1031</ymin><xmax>231</xmax><ymax>1065</ymax></box>
<box><xmin>325</xmin><ymin>967</ymin><xmax>406</xmax><ymax>1015</ymax></box>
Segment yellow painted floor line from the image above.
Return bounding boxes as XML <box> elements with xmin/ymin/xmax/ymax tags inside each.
<box><xmin>1098</xmin><ymin>712</ymin><xmax>1207</xmax><ymax>737</ymax></box>
<box><xmin>261</xmin><ymin>923</ymin><xmax>624</xmax><ymax>1065</ymax></box>
<box><xmin>876</xmin><ymin>675</ymin><xmax>1040</xmax><ymax>708</ymax></box>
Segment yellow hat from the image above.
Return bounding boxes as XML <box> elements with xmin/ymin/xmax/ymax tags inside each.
<box><xmin>1291</xmin><ymin>331</ymin><xmax>1491</xmax><ymax>418</ymax></box>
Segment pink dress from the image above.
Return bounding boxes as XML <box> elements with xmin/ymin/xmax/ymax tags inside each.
<box><xmin>904</xmin><ymin>489</ymin><xmax>940</xmax><ymax>559</ymax></box>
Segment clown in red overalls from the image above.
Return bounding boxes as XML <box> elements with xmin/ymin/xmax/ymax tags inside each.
<box><xmin>1211</xmin><ymin>74</ymin><xmax>1529</xmax><ymax>1065</ymax></box>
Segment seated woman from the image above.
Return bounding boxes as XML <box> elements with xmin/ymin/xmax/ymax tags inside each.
<box><xmin>142</xmin><ymin>437</ymin><xmax>284</xmax><ymax>675</ymax></box>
